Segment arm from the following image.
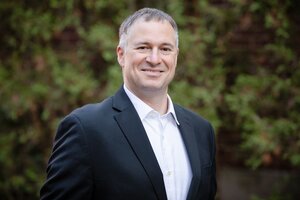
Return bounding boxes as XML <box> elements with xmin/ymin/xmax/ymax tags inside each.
<box><xmin>208</xmin><ymin>123</ymin><xmax>217</xmax><ymax>200</ymax></box>
<box><xmin>40</xmin><ymin>114</ymin><xmax>93</xmax><ymax>200</ymax></box>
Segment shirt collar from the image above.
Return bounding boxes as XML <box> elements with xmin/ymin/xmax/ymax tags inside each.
<box><xmin>123</xmin><ymin>85</ymin><xmax>180</xmax><ymax>125</ymax></box>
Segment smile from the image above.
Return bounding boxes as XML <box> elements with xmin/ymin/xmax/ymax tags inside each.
<box><xmin>141</xmin><ymin>69</ymin><xmax>164</xmax><ymax>73</ymax></box>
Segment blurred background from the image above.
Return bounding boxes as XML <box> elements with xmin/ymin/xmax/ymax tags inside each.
<box><xmin>0</xmin><ymin>0</ymin><xmax>299</xmax><ymax>199</ymax></box>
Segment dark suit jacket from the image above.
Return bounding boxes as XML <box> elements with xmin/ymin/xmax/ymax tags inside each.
<box><xmin>40</xmin><ymin>87</ymin><xmax>217</xmax><ymax>200</ymax></box>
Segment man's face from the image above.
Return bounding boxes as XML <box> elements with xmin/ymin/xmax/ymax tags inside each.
<box><xmin>117</xmin><ymin>19</ymin><xmax>178</xmax><ymax>97</ymax></box>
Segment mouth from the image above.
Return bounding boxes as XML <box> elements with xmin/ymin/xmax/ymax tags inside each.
<box><xmin>141</xmin><ymin>69</ymin><xmax>164</xmax><ymax>73</ymax></box>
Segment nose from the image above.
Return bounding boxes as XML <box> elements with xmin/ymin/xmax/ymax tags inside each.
<box><xmin>145</xmin><ymin>48</ymin><xmax>161</xmax><ymax>66</ymax></box>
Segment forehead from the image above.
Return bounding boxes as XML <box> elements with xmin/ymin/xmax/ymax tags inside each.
<box><xmin>126</xmin><ymin>19</ymin><xmax>177</xmax><ymax>45</ymax></box>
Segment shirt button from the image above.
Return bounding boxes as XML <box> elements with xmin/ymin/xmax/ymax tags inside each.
<box><xmin>166</xmin><ymin>171</ymin><xmax>172</xmax><ymax>176</ymax></box>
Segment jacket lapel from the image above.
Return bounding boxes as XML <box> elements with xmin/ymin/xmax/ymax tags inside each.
<box><xmin>112</xmin><ymin>87</ymin><xmax>167</xmax><ymax>200</ymax></box>
<box><xmin>175</xmin><ymin>105</ymin><xmax>202</xmax><ymax>200</ymax></box>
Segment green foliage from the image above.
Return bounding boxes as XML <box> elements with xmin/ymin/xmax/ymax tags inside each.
<box><xmin>221</xmin><ymin>0</ymin><xmax>300</xmax><ymax>169</ymax></box>
<box><xmin>0</xmin><ymin>1</ymin><xmax>123</xmax><ymax>199</ymax></box>
<box><xmin>0</xmin><ymin>0</ymin><xmax>299</xmax><ymax>199</ymax></box>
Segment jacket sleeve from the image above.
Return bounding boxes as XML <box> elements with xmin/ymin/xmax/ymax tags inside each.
<box><xmin>40</xmin><ymin>114</ymin><xmax>93</xmax><ymax>200</ymax></box>
<box><xmin>208</xmin><ymin>123</ymin><xmax>217</xmax><ymax>200</ymax></box>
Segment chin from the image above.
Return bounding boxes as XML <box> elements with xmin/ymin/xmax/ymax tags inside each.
<box><xmin>141</xmin><ymin>85</ymin><xmax>165</xmax><ymax>92</ymax></box>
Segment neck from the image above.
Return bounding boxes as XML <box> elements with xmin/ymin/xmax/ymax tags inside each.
<box><xmin>126</xmin><ymin>86</ymin><xmax>169</xmax><ymax>115</ymax></box>
<box><xmin>140</xmin><ymin>93</ymin><xmax>169</xmax><ymax>115</ymax></box>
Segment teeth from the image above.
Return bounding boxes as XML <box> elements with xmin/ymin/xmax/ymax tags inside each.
<box><xmin>142</xmin><ymin>69</ymin><xmax>162</xmax><ymax>72</ymax></box>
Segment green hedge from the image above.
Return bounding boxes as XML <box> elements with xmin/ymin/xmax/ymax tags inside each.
<box><xmin>0</xmin><ymin>0</ymin><xmax>299</xmax><ymax>199</ymax></box>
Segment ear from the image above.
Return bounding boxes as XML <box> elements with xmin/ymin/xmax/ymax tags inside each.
<box><xmin>174</xmin><ymin>48</ymin><xmax>179</xmax><ymax>66</ymax></box>
<box><xmin>117</xmin><ymin>46</ymin><xmax>125</xmax><ymax>67</ymax></box>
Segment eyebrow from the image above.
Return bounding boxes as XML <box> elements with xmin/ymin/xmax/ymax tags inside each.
<box><xmin>134</xmin><ymin>42</ymin><xmax>175</xmax><ymax>48</ymax></box>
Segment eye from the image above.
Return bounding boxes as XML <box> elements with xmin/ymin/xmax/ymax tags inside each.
<box><xmin>136</xmin><ymin>46</ymin><xmax>150</xmax><ymax>50</ymax></box>
<box><xmin>160</xmin><ymin>47</ymin><xmax>173</xmax><ymax>55</ymax></box>
<box><xmin>135</xmin><ymin>46</ymin><xmax>151</xmax><ymax>53</ymax></box>
<box><xmin>161</xmin><ymin>47</ymin><xmax>171</xmax><ymax>52</ymax></box>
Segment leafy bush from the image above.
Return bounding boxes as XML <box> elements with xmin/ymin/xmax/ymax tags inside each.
<box><xmin>0</xmin><ymin>0</ymin><xmax>299</xmax><ymax>199</ymax></box>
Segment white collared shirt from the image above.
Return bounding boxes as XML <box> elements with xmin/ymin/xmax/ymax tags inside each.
<box><xmin>124</xmin><ymin>85</ymin><xmax>192</xmax><ymax>200</ymax></box>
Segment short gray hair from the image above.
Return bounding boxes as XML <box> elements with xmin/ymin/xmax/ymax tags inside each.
<box><xmin>118</xmin><ymin>8</ymin><xmax>179</xmax><ymax>48</ymax></box>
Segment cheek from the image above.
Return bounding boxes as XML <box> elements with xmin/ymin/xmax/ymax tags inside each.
<box><xmin>167</xmin><ymin>58</ymin><xmax>177</xmax><ymax>71</ymax></box>
<box><xmin>124</xmin><ymin>54</ymin><xmax>140</xmax><ymax>67</ymax></box>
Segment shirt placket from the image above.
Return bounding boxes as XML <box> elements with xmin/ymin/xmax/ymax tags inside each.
<box><xmin>160</xmin><ymin>116</ymin><xmax>176</xmax><ymax>200</ymax></box>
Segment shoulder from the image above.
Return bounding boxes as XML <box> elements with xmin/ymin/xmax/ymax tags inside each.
<box><xmin>55</xmin><ymin>96</ymin><xmax>118</xmax><ymax>137</ymax></box>
<box><xmin>59</xmin><ymin>96</ymin><xmax>115</xmax><ymax>127</ymax></box>
<box><xmin>174</xmin><ymin>104</ymin><xmax>211</xmax><ymax>127</ymax></box>
<box><xmin>174</xmin><ymin>104</ymin><xmax>216</xmax><ymax>150</ymax></box>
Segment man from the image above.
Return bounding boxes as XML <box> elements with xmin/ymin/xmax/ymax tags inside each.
<box><xmin>40</xmin><ymin>8</ymin><xmax>217</xmax><ymax>200</ymax></box>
